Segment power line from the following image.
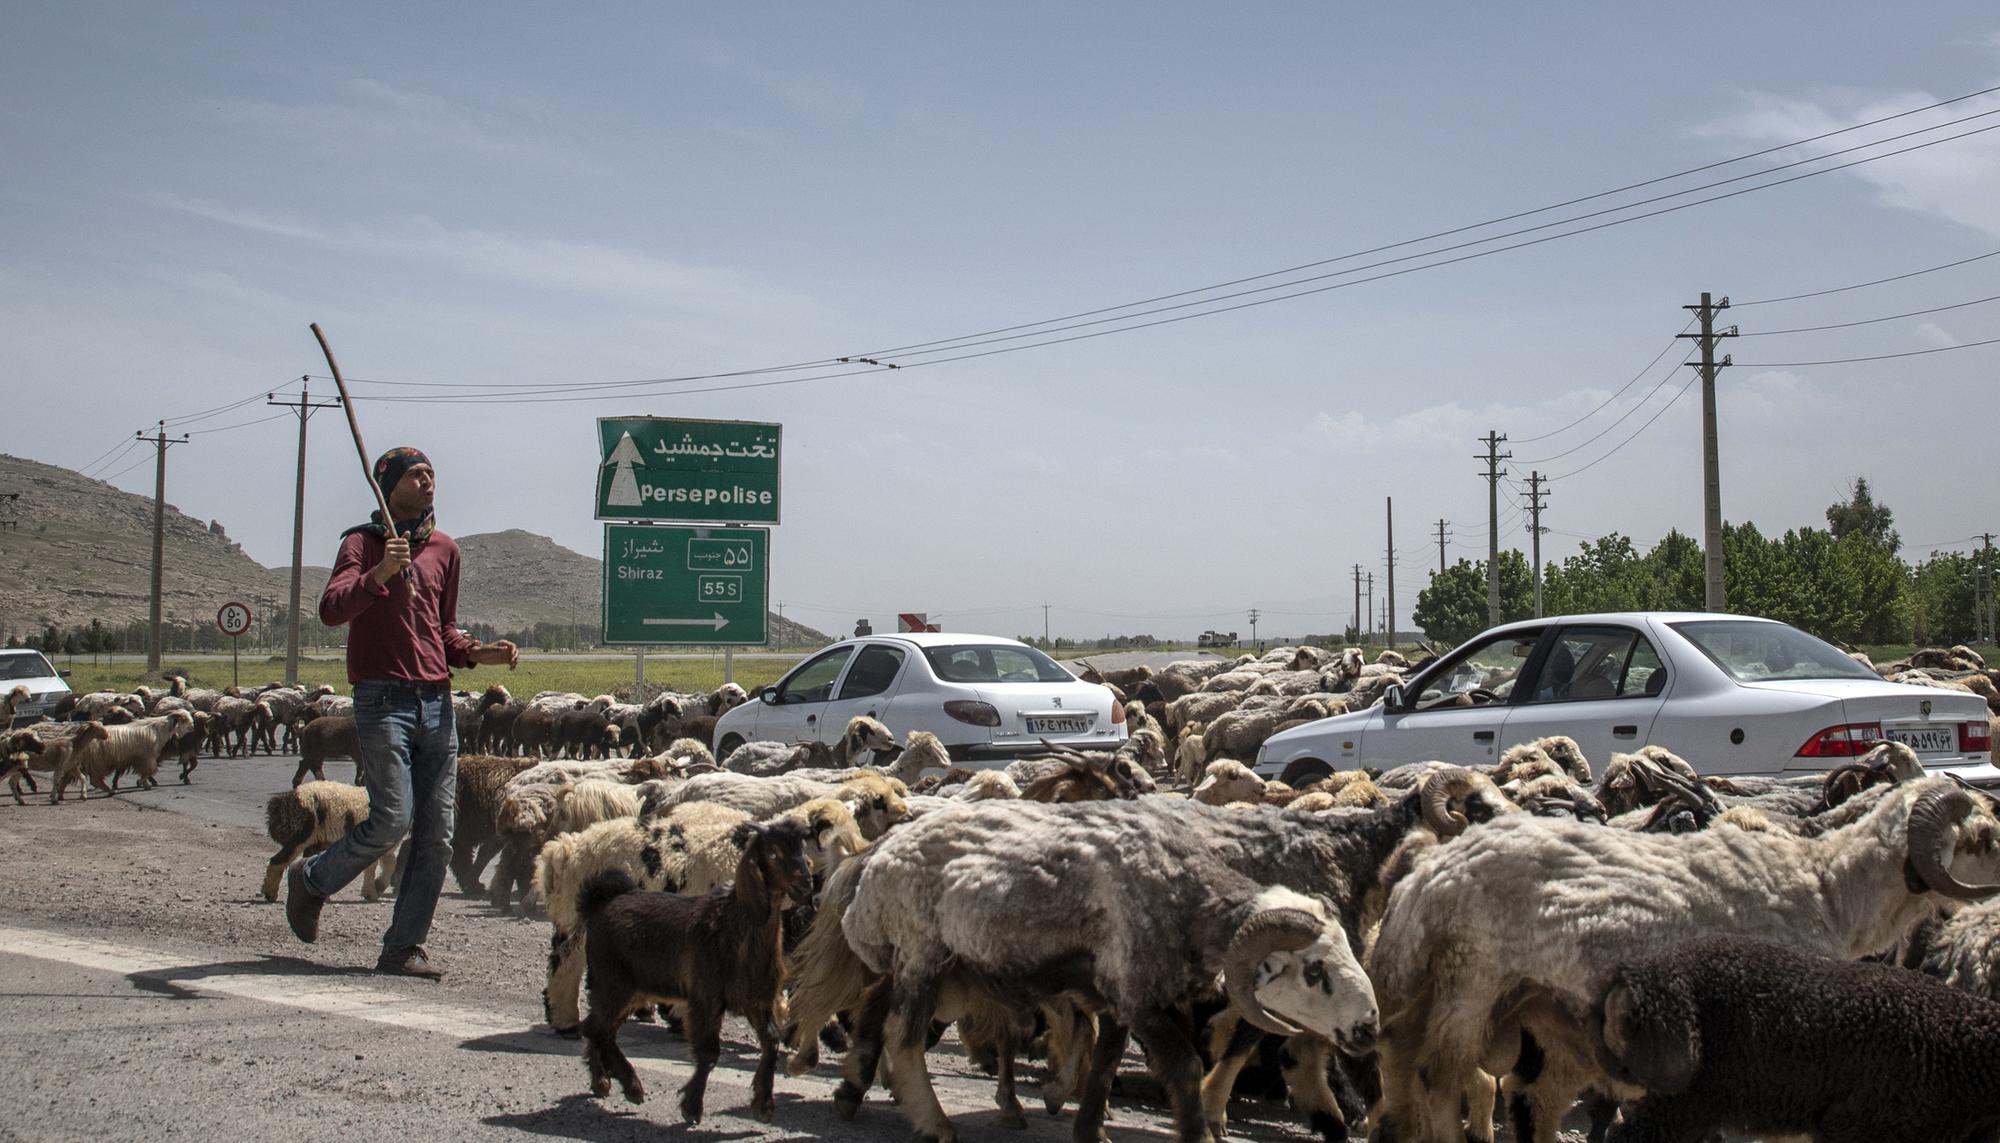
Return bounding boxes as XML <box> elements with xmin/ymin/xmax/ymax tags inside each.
<box><xmin>1549</xmin><ymin>371</ymin><xmax>1703</xmax><ymax>482</ymax></box>
<box><xmin>1735</xmin><ymin>291</ymin><xmax>2000</xmax><ymax>336</ymax></box>
<box><xmin>323</xmin><ymin>97</ymin><xmax>2000</xmax><ymax>407</ymax></box>
<box><xmin>1735</xmin><ymin>248</ymin><xmax>2000</xmax><ymax>307</ymax></box>
<box><xmin>186</xmin><ymin>411</ymin><xmax>296</xmax><ymax>436</ymax></box>
<box><xmin>1511</xmin><ymin>321</ymin><xmax>1696</xmax><ymax>445</ymax></box>
<box><xmin>78</xmin><ymin>437</ymin><xmax>142</xmax><ymax>479</ymax></box>
<box><xmin>1737</xmin><ymin>335</ymin><xmax>2000</xmax><ymax>367</ymax></box>
<box><xmin>1516</xmin><ymin>346</ymin><xmax>1698</xmax><ymax>466</ymax></box>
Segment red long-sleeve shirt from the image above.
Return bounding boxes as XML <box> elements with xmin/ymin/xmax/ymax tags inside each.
<box><xmin>318</xmin><ymin>529</ymin><xmax>478</xmax><ymax>685</ymax></box>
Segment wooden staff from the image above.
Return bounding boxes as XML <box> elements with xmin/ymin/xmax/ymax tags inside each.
<box><xmin>310</xmin><ymin>322</ymin><xmax>409</xmax><ymax>593</ymax></box>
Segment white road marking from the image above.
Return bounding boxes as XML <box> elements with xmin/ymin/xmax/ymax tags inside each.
<box><xmin>0</xmin><ymin>924</ymin><xmax>1055</xmax><ymax>1121</ymax></box>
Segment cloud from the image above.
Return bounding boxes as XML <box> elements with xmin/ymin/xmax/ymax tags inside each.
<box><xmin>138</xmin><ymin>192</ymin><xmax>813</xmax><ymax>314</ymax></box>
<box><xmin>693</xmin><ymin>39</ymin><xmax>867</xmax><ymax>123</ymax></box>
<box><xmin>1696</xmin><ymin>85</ymin><xmax>2000</xmax><ymax>239</ymax></box>
<box><xmin>1913</xmin><ymin>321</ymin><xmax>1959</xmax><ymax>348</ymax></box>
<box><xmin>210</xmin><ymin>77</ymin><xmax>549</xmax><ymax>158</ymax></box>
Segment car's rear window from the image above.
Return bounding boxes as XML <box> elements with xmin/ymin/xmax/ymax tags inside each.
<box><xmin>1668</xmin><ymin>620</ymin><xmax>1879</xmax><ymax>683</ymax></box>
<box><xmin>923</xmin><ymin>644</ymin><xmax>1075</xmax><ymax>684</ymax></box>
<box><xmin>0</xmin><ymin>652</ymin><xmax>55</xmax><ymax>681</ymax></box>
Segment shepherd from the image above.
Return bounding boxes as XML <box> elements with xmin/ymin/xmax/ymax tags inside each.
<box><xmin>283</xmin><ymin>445</ymin><xmax>519</xmax><ymax>978</ymax></box>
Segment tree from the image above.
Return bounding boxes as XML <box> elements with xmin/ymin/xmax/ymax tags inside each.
<box><xmin>1412</xmin><ymin>553</ymin><xmax>1533</xmax><ymax>646</ymax></box>
<box><xmin>1825</xmin><ymin>477</ymin><xmax>1900</xmax><ymax>554</ymax></box>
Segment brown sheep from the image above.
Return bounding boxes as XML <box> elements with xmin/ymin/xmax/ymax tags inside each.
<box><xmin>451</xmin><ymin>754</ymin><xmax>541</xmax><ymax>894</ymax></box>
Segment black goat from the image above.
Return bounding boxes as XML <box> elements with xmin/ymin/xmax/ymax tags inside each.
<box><xmin>1599</xmin><ymin>933</ymin><xmax>2000</xmax><ymax>1143</ymax></box>
<box><xmin>577</xmin><ymin>818</ymin><xmax>814</xmax><ymax>1124</ymax></box>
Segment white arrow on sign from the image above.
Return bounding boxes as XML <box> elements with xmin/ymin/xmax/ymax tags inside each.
<box><xmin>603</xmin><ymin>431</ymin><xmax>645</xmax><ymax>507</ymax></box>
<box><xmin>641</xmin><ymin>613</ymin><xmax>731</xmax><ymax>631</ymax></box>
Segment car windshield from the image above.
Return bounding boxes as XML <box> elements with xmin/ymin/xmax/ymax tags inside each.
<box><xmin>0</xmin><ymin>652</ymin><xmax>55</xmax><ymax>681</ymax></box>
<box><xmin>923</xmin><ymin>644</ymin><xmax>1075</xmax><ymax>684</ymax></box>
<box><xmin>1669</xmin><ymin>620</ymin><xmax>1879</xmax><ymax>683</ymax></box>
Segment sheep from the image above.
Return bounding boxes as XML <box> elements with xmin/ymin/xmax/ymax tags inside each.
<box><xmin>1918</xmin><ymin>892</ymin><xmax>2000</xmax><ymax>1001</ymax></box>
<box><xmin>261</xmin><ymin>781</ymin><xmax>397</xmax><ymax>902</ymax></box>
<box><xmin>1192</xmin><ymin>759</ymin><xmax>1270</xmax><ymax>806</ymax></box>
<box><xmin>484</xmin><ymin>777</ymin><xmax>652</xmax><ymax>916</ymax></box>
<box><xmin>1114</xmin><ymin>725</ymin><xmax>1169</xmax><ymax>777</ymax></box>
<box><xmin>1018</xmin><ymin>755</ymin><xmax>1133</xmax><ymax>802</ymax></box>
<box><xmin>291</xmin><ymin>714</ymin><xmax>359</xmax><ymax>787</ymax></box>
<box><xmin>654</xmin><ymin>769</ymin><xmax>911</xmax><ymax>841</ymax></box>
<box><xmin>551</xmin><ymin>706</ymin><xmax>622</xmax><ymax>759</ymax></box>
<box><xmin>506</xmin><ymin>754</ymin><xmax>672</xmax><ymax>790</ymax></box>
<box><xmin>64</xmin><ymin>710</ymin><xmax>194</xmax><ymax>797</ymax></box>
<box><xmin>8</xmin><ymin>723</ymin><xmax>108</xmax><ymax>804</ymax></box>
<box><xmin>1005</xmin><ymin>745</ymin><xmax>1156</xmax><ymax>797</ymax></box>
<box><xmin>1201</xmin><ymin>703</ymin><xmax>1296</xmax><ymax>766</ymax></box>
<box><xmin>69</xmin><ymin>690</ymin><xmax>145</xmax><ymax>722</ymax></box>
<box><xmin>1597</xmin><ymin>933</ymin><xmax>2000</xmax><ymax>1143</ymax></box>
<box><xmin>450</xmin><ymin>754</ymin><xmax>541</xmax><ymax>894</ymax></box>
<box><xmin>1167</xmin><ymin>689</ymin><xmax>1252</xmax><ymax>737</ymax></box>
<box><xmin>1</xmin><ymin>684</ymin><xmax>32</xmax><ymax>727</ymax></box>
<box><xmin>538</xmin><ymin>796</ymin><xmax>867</xmax><ymax>1032</ymax></box>
<box><xmin>787</xmin><ymin>768</ymin><xmax>1507</xmax><ymax>1142</ymax></box>
<box><xmin>931</xmin><ymin>769</ymin><xmax>1020</xmax><ymax>800</ymax></box>
<box><xmin>207</xmin><ymin>695</ymin><xmax>271</xmax><ymax>758</ymax></box>
<box><xmin>576</xmin><ymin>820</ymin><xmax>815</xmax><ymax>1123</ymax></box>
<box><xmin>830</xmin><ymin>715</ymin><xmax>895</xmax><ymax>766</ymax></box>
<box><xmin>163</xmin><ymin>709</ymin><xmax>210</xmax><ymax>783</ymax></box>
<box><xmin>725</xmin><ymin>738</ymin><xmax>836</xmax><ymax>777</ymax></box>
<box><xmin>249</xmin><ymin>684</ymin><xmax>331</xmax><ymax>753</ymax></box>
<box><xmin>1366</xmin><ymin>777</ymin><xmax>2000</xmax><ymax>1143</ymax></box>
<box><xmin>1175</xmin><ymin>722</ymin><xmax>1210</xmax><ymax>786</ymax></box>
<box><xmin>786</xmin><ymin>799</ymin><xmax>1394</xmax><ymax>1143</ymax></box>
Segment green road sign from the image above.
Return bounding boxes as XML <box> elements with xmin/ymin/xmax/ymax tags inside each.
<box><xmin>602</xmin><ymin>524</ymin><xmax>769</xmax><ymax>646</ymax></box>
<box><xmin>596</xmin><ymin>417</ymin><xmax>781</xmax><ymax>524</ymax></box>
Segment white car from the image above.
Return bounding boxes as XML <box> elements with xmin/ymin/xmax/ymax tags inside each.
<box><xmin>1</xmin><ymin>648</ymin><xmax>73</xmax><ymax>728</ymax></box>
<box><xmin>714</xmin><ymin>632</ymin><xmax>1127</xmax><ymax>766</ymax></box>
<box><xmin>1255</xmin><ymin>612</ymin><xmax>1996</xmax><ymax>787</ymax></box>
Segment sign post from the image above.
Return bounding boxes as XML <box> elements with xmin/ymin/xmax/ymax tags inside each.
<box><xmin>216</xmin><ymin>601</ymin><xmax>253</xmax><ymax>689</ymax></box>
<box><xmin>603</xmin><ymin>525</ymin><xmax>769</xmax><ymax>646</ymax></box>
<box><xmin>596</xmin><ymin>417</ymin><xmax>781</xmax><ymax>525</ymax></box>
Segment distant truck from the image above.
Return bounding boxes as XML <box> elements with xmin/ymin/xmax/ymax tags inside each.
<box><xmin>1197</xmin><ymin>630</ymin><xmax>1238</xmax><ymax>648</ymax></box>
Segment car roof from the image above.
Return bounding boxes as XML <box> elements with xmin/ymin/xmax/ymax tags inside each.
<box><xmin>839</xmin><ymin>632</ymin><xmax>1031</xmax><ymax>650</ymax></box>
<box><xmin>1481</xmin><ymin>612</ymin><xmax>1780</xmax><ymax>634</ymax></box>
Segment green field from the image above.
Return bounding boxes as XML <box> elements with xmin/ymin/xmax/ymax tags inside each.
<box><xmin>56</xmin><ymin>654</ymin><xmax>790</xmax><ymax>701</ymax></box>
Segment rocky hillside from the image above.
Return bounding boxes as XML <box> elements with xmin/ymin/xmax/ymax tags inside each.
<box><xmin>0</xmin><ymin>454</ymin><xmax>827</xmax><ymax>648</ymax></box>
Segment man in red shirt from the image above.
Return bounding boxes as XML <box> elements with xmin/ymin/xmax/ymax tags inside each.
<box><xmin>285</xmin><ymin>447</ymin><xmax>517</xmax><ymax>978</ymax></box>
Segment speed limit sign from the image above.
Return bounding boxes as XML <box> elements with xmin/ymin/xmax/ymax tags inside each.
<box><xmin>216</xmin><ymin>601</ymin><xmax>253</xmax><ymax>637</ymax></box>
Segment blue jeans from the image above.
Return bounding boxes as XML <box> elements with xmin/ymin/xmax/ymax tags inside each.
<box><xmin>300</xmin><ymin>679</ymin><xmax>458</xmax><ymax>953</ymax></box>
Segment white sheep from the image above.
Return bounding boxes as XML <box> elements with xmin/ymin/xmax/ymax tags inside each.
<box><xmin>63</xmin><ymin>710</ymin><xmax>194</xmax><ymax>797</ymax></box>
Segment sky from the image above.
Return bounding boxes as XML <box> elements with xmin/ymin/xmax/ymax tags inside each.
<box><xmin>5</xmin><ymin>3</ymin><xmax>1999</xmax><ymax>644</ymax></box>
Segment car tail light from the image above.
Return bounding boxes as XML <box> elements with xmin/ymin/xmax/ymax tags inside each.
<box><xmin>1109</xmin><ymin>701</ymin><xmax>1126</xmax><ymax>726</ymax></box>
<box><xmin>1963</xmin><ymin>720</ymin><xmax>1994</xmax><ymax>754</ymax></box>
<box><xmin>944</xmin><ymin>700</ymin><xmax>1001</xmax><ymax>728</ymax></box>
<box><xmin>1794</xmin><ymin>722</ymin><xmax>1883</xmax><ymax>758</ymax></box>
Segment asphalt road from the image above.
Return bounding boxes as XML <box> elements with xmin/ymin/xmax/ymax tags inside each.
<box><xmin>0</xmin><ymin>749</ymin><xmax>1358</xmax><ymax>1143</ymax></box>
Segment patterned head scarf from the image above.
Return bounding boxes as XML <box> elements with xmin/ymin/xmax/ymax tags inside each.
<box><xmin>340</xmin><ymin>447</ymin><xmax>436</xmax><ymax>545</ymax></box>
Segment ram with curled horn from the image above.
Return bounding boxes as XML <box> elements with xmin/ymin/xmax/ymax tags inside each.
<box><xmin>1368</xmin><ymin>776</ymin><xmax>2000</xmax><ymax>1143</ymax></box>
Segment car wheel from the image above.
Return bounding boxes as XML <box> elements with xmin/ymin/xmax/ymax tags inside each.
<box><xmin>1279</xmin><ymin>758</ymin><xmax>1334</xmax><ymax>787</ymax></box>
<box><xmin>716</xmin><ymin>735</ymin><xmax>745</xmax><ymax>764</ymax></box>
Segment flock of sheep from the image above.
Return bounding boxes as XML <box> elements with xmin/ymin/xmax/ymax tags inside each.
<box><xmin>9</xmin><ymin>641</ymin><xmax>2000</xmax><ymax>1142</ymax></box>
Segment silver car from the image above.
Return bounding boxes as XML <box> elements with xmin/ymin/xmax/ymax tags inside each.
<box><xmin>1254</xmin><ymin>612</ymin><xmax>1995</xmax><ymax>787</ymax></box>
<box><xmin>714</xmin><ymin>632</ymin><xmax>1127</xmax><ymax>765</ymax></box>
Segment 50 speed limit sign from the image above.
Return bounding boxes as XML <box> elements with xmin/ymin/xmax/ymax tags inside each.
<box><xmin>216</xmin><ymin>601</ymin><xmax>253</xmax><ymax>637</ymax></box>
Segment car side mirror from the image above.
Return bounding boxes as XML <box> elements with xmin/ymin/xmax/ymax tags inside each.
<box><xmin>1382</xmin><ymin>683</ymin><xmax>1406</xmax><ymax>712</ymax></box>
<box><xmin>58</xmin><ymin>670</ymin><xmax>72</xmax><ymax>679</ymax></box>
<box><xmin>759</xmin><ymin>686</ymin><xmax>779</xmax><ymax>705</ymax></box>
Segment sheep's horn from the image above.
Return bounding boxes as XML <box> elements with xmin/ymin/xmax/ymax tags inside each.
<box><xmin>1908</xmin><ymin>787</ymin><xmax>2000</xmax><ymax>901</ymax></box>
<box><xmin>1419</xmin><ymin>767</ymin><xmax>1475</xmax><ymax>837</ymax></box>
<box><xmin>1648</xmin><ymin>766</ymin><xmax>1721</xmax><ymax>816</ymax></box>
<box><xmin>1222</xmin><ymin>907</ymin><xmax>1321</xmax><ymax>1036</ymax></box>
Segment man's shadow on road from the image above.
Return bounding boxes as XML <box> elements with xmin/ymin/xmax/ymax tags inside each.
<box><xmin>123</xmin><ymin>952</ymin><xmax>378</xmax><ymax>999</ymax></box>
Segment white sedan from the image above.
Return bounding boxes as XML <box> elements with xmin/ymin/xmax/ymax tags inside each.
<box><xmin>1254</xmin><ymin>612</ymin><xmax>1996</xmax><ymax>787</ymax></box>
<box><xmin>713</xmin><ymin>632</ymin><xmax>1127</xmax><ymax>766</ymax></box>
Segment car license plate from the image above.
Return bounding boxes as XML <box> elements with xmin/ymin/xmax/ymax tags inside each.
<box><xmin>1887</xmin><ymin>726</ymin><xmax>1955</xmax><ymax>753</ymax></box>
<box><xmin>1026</xmin><ymin>715</ymin><xmax>1093</xmax><ymax>735</ymax></box>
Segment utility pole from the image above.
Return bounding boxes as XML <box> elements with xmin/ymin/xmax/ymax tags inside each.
<box><xmin>1478</xmin><ymin>431</ymin><xmax>1511</xmax><ymax>626</ymax></box>
<box><xmin>1978</xmin><ymin>533</ymin><xmax>1997</xmax><ymax>645</ymax></box>
<box><xmin>1352</xmin><ymin>564</ymin><xmax>1363</xmax><ymax>644</ymax></box>
<box><xmin>1435</xmin><ymin>519</ymin><xmax>1450</xmax><ymax>577</ymax></box>
<box><xmin>1680</xmin><ymin>293</ymin><xmax>1737</xmax><ymax>612</ymax></box>
<box><xmin>137</xmin><ymin>421</ymin><xmax>189</xmax><ymax>673</ymax></box>
<box><xmin>269</xmin><ymin>380</ymin><xmax>340</xmax><ymax>685</ymax></box>
<box><xmin>1043</xmin><ymin>603</ymin><xmax>1050</xmax><ymax>647</ymax></box>
<box><xmin>1364</xmin><ymin>573</ymin><xmax>1374</xmax><ymax>645</ymax></box>
<box><xmin>1247</xmin><ymin>608</ymin><xmax>1261</xmax><ymax>648</ymax></box>
<box><xmin>1384</xmin><ymin>497</ymin><xmax>1396</xmax><ymax>649</ymax></box>
<box><xmin>1525</xmin><ymin>472</ymin><xmax>1549</xmax><ymax>617</ymax></box>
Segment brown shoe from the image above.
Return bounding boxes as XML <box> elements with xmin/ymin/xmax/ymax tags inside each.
<box><xmin>285</xmin><ymin>862</ymin><xmax>324</xmax><ymax>944</ymax></box>
<box><xmin>376</xmin><ymin>946</ymin><xmax>444</xmax><ymax>980</ymax></box>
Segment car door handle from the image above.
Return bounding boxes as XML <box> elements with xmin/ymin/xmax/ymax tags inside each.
<box><xmin>1613</xmin><ymin>725</ymin><xmax>1638</xmax><ymax>737</ymax></box>
<box><xmin>1473</xmin><ymin>730</ymin><xmax>1495</xmax><ymax>742</ymax></box>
